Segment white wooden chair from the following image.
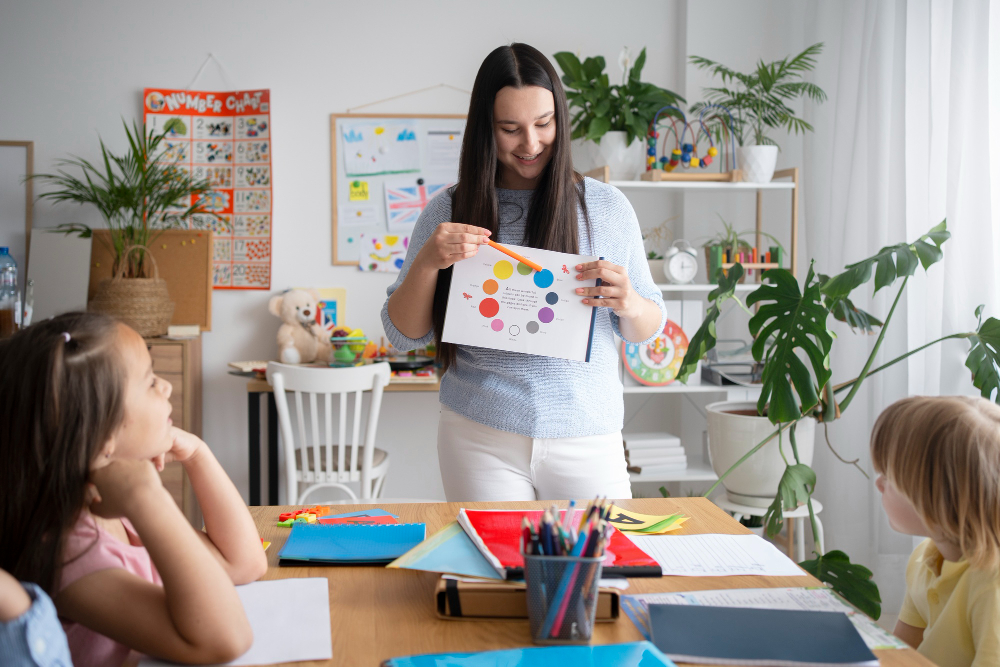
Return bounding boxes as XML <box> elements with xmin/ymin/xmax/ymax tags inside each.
<box><xmin>267</xmin><ymin>361</ymin><xmax>391</xmax><ymax>503</ymax></box>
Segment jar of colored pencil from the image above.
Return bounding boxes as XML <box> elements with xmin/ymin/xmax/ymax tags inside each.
<box><xmin>523</xmin><ymin>553</ymin><xmax>604</xmax><ymax>644</ymax></box>
<box><xmin>521</xmin><ymin>503</ymin><xmax>609</xmax><ymax>644</ymax></box>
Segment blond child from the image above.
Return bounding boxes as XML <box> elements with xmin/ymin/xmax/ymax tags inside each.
<box><xmin>871</xmin><ymin>395</ymin><xmax>1000</xmax><ymax>667</ymax></box>
<box><xmin>0</xmin><ymin>312</ymin><xmax>268</xmax><ymax>666</ymax></box>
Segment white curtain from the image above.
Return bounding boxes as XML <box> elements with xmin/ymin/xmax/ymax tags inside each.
<box><xmin>800</xmin><ymin>0</ymin><xmax>1000</xmax><ymax>625</ymax></box>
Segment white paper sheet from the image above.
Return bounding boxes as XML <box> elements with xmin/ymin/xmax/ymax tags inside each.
<box><xmin>622</xmin><ymin>588</ymin><xmax>906</xmax><ymax>651</ymax></box>
<box><xmin>626</xmin><ymin>533</ymin><xmax>808</xmax><ymax>577</ymax></box>
<box><xmin>140</xmin><ymin>578</ymin><xmax>332</xmax><ymax>666</ymax></box>
<box><xmin>443</xmin><ymin>243</ymin><xmax>599</xmax><ymax>361</ymax></box>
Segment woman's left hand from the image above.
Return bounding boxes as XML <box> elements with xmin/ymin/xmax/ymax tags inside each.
<box><xmin>575</xmin><ymin>260</ymin><xmax>642</xmax><ymax>319</ymax></box>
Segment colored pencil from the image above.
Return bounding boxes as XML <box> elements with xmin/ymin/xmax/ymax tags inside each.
<box><xmin>486</xmin><ymin>239</ymin><xmax>543</xmax><ymax>272</ymax></box>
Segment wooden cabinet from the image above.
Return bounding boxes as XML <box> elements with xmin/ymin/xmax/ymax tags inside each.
<box><xmin>147</xmin><ymin>336</ymin><xmax>202</xmax><ymax>526</ymax></box>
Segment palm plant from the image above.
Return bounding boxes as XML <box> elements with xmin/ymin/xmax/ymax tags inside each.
<box><xmin>32</xmin><ymin>120</ymin><xmax>213</xmax><ymax>277</ymax></box>
<box><xmin>690</xmin><ymin>43</ymin><xmax>827</xmax><ymax>147</ymax></box>
<box><xmin>554</xmin><ymin>48</ymin><xmax>685</xmax><ymax>147</ymax></box>
<box><xmin>678</xmin><ymin>220</ymin><xmax>1000</xmax><ymax>619</ymax></box>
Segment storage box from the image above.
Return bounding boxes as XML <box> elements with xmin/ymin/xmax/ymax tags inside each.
<box><xmin>434</xmin><ymin>577</ymin><xmax>619</xmax><ymax>621</ymax></box>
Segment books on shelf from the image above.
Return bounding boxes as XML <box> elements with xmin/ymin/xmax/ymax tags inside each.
<box><xmin>623</xmin><ymin>432</ymin><xmax>687</xmax><ymax>474</ymax></box>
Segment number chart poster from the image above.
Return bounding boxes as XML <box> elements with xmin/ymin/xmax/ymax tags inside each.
<box><xmin>443</xmin><ymin>244</ymin><xmax>600</xmax><ymax>362</ymax></box>
<box><xmin>144</xmin><ymin>88</ymin><xmax>272</xmax><ymax>289</ymax></box>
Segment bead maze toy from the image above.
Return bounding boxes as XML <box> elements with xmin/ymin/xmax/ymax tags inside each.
<box><xmin>641</xmin><ymin>105</ymin><xmax>742</xmax><ymax>182</ymax></box>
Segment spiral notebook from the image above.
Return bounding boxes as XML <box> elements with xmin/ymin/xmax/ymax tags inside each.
<box><xmin>278</xmin><ymin>522</ymin><xmax>426</xmax><ymax>565</ymax></box>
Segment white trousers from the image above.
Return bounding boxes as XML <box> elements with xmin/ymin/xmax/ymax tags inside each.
<box><xmin>436</xmin><ymin>405</ymin><xmax>633</xmax><ymax>502</ymax></box>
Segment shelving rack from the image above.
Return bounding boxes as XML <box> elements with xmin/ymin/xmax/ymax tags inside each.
<box><xmin>595</xmin><ymin>168</ymin><xmax>801</xmax><ymax>485</ymax></box>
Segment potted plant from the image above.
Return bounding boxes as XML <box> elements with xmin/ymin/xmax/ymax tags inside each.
<box><xmin>690</xmin><ymin>43</ymin><xmax>827</xmax><ymax>183</ymax></box>
<box><xmin>700</xmin><ymin>215</ymin><xmax>784</xmax><ymax>283</ymax></box>
<box><xmin>554</xmin><ymin>47</ymin><xmax>684</xmax><ymax>180</ymax></box>
<box><xmin>32</xmin><ymin>120</ymin><xmax>213</xmax><ymax>336</ymax></box>
<box><xmin>642</xmin><ymin>217</ymin><xmax>674</xmax><ymax>279</ymax></box>
<box><xmin>678</xmin><ymin>220</ymin><xmax>1000</xmax><ymax>620</ymax></box>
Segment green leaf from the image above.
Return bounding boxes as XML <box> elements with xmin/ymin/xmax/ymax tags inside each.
<box><xmin>552</xmin><ymin>51</ymin><xmax>583</xmax><ymax>83</ymax></box>
<box><xmin>821</xmin><ymin>220</ymin><xmax>949</xmax><ymax>299</ymax></box>
<box><xmin>582</xmin><ymin>55</ymin><xmax>606</xmax><ymax>79</ymax></box>
<box><xmin>800</xmin><ymin>550</ymin><xmax>882</xmax><ymax>620</ymax></box>
<box><xmin>763</xmin><ymin>462</ymin><xmax>816</xmax><ymax>539</ymax></box>
<box><xmin>746</xmin><ymin>264</ymin><xmax>834</xmax><ymax>422</ymax></box>
<box><xmin>966</xmin><ymin>316</ymin><xmax>1000</xmax><ymax>403</ymax></box>
<box><xmin>586</xmin><ymin>116</ymin><xmax>611</xmax><ymax>141</ymax></box>
<box><xmin>630</xmin><ymin>47</ymin><xmax>647</xmax><ymax>81</ymax></box>
<box><xmin>677</xmin><ymin>265</ymin><xmax>745</xmax><ymax>383</ymax></box>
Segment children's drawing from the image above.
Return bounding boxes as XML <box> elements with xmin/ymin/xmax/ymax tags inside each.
<box><xmin>358</xmin><ymin>234</ymin><xmax>409</xmax><ymax>273</ymax></box>
<box><xmin>443</xmin><ymin>243</ymin><xmax>599</xmax><ymax>361</ymax></box>
<box><xmin>342</xmin><ymin>121</ymin><xmax>421</xmax><ymax>176</ymax></box>
<box><xmin>383</xmin><ymin>178</ymin><xmax>452</xmax><ymax>230</ymax></box>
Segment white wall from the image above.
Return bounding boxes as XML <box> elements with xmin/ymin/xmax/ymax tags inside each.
<box><xmin>1</xmin><ymin>0</ymin><xmax>687</xmax><ymax>501</ymax></box>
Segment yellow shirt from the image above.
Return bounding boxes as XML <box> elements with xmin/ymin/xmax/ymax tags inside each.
<box><xmin>899</xmin><ymin>538</ymin><xmax>1000</xmax><ymax>667</ymax></box>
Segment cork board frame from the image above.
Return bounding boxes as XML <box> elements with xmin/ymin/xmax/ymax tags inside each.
<box><xmin>88</xmin><ymin>229</ymin><xmax>213</xmax><ymax>331</ymax></box>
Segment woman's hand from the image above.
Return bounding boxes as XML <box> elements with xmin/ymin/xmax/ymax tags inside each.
<box><xmin>88</xmin><ymin>459</ymin><xmax>165</xmax><ymax>519</ymax></box>
<box><xmin>575</xmin><ymin>260</ymin><xmax>643</xmax><ymax>318</ymax></box>
<box><xmin>415</xmin><ymin>223</ymin><xmax>491</xmax><ymax>271</ymax></box>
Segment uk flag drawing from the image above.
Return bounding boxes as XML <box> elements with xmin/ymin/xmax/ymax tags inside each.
<box><xmin>384</xmin><ymin>179</ymin><xmax>452</xmax><ymax>228</ymax></box>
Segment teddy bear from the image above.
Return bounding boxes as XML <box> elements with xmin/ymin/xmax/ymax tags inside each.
<box><xmin>268</xmin><ymin>289</ymin><xmax>332</xmax><ymax>364</ymax></box>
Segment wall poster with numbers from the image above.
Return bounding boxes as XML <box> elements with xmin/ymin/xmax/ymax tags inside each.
<box><xmin>143</xmin><ymin>88</ymin><xmax>272</xmax><ymax>289</ymax></box>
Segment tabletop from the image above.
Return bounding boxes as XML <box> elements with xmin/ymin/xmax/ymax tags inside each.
<box><xmin>252</xmin><ymin>497</ymin><xmax>931</xmax><ymax>666</ymax></box>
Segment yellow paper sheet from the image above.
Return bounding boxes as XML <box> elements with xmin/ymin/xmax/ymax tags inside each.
<box><xmin>606</xmin><ymin>505</ymin><xmax>688</xmax><ymax>534</ymax></box>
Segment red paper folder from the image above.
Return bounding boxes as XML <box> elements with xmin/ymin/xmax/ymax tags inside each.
<box><xmin>458</xmin><ymin>509</ymin><xmax>662</xmax><ymax>579</ymax></box>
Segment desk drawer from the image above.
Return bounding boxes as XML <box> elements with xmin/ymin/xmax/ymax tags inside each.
<box><xmin>150</xmin><ymin>345</ymin><xmax>183</xmax><ymax>373</ymax></box>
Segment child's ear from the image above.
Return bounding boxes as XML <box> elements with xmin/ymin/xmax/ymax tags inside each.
<box><xmin>92</xmin><ymin>438</ymin><xmax>115</xmax><ymax>469</ymax></box>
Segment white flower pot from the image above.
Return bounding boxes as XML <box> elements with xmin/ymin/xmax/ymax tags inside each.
<box><xmin>737</xmin><ymin>145</ymin><xmax>779</xmax><ymax>184</ymax></box>
<box><xmin>572</xmin><ymin>131</ymin><xmax>645</xmax><ymax>181</ymax></box>
<box><xmin>646</xmin><ymin>259</ymin><xmax>665</xmax><ymax>281</ymax></box>
<box><xmin>706</xmin><ymin>401</ymin><xmax>815</xmax><ymax>508</ymax></box>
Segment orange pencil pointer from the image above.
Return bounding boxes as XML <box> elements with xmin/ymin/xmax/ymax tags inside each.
<box><xmin>485</xmin><ymin>239</ymin><xmax>543</xmax><ymax>273</ymax></box>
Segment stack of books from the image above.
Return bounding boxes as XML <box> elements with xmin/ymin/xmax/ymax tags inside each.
<box><xmin>623</xmin><ymin>432</ymin><xmax>687</xmax><ymax>475</ymax></box>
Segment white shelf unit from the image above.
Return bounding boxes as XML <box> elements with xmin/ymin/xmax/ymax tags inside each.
<box><xmin>615</xmin><ymin>172</ymin><xmax>798</xmax><ymax>486</ymax></box>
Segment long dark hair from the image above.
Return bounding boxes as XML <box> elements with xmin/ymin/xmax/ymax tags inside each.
<box><xmin>432</xmin><ymin>43</ymin><xmax>588</xmax><ymax>372</ymax></box>
<box><xmin>0</xmin><ymin>312</ymin><xmax>126</xmax><ymax>594</ymax></box>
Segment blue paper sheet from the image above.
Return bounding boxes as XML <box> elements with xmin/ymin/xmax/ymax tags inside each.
<box><xmin>383</xmin><ymin>641</ymin><xmax>675</xmax><ymax>666</ymax></box>
<box><xmin>278</xmin><ymin>522</ymin><xmax>425</xmax><ymax>564</ymax></box>
<box><xmin>387</xmin><ymin>521</ymin><xmax>502</xmax><ymax>580</ymax></box>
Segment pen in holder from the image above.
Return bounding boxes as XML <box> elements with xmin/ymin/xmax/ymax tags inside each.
<box><xmin>521</xmin><ymin>500</ymin><xmax>610</xmax><ymax>644</ymax></box>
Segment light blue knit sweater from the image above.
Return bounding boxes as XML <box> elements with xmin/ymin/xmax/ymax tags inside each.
<box><xmin>381</xmin><ymin>178</ymin><xmax>666</xmax><ymax>438</ymax></box>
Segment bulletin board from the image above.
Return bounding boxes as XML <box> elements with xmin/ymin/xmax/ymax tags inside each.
<box><xmin>88</xmin><ymin>229</ymin><xmax>214</xmax><ymax>331</ymax></box>
<box><xmin>330</xmin><ymin>113</ymin><xmax>466</xmax><ymax>267</ymax></box>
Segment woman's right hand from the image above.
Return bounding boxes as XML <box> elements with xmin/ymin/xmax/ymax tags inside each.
<box><xmin>87</xmin><ymin>459</ymin><xmax>164</xmax><ymax>519</ymax></box>
<box><xmin>416</xmin><ymin>223</ymin><xmax>492</xmax><ymax>271</ymax></box>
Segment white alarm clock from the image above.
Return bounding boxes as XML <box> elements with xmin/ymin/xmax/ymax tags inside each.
<box><xmin>664</xmin><ymin>240</ymin><xmax>699</xmax><ymax>284</ymax></box>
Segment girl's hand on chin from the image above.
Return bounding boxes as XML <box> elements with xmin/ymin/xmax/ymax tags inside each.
<box><xmin>159</xmin><ymin>426</ymin><xmax>208</xmax><ymax>466</ymax></box>
<box><xmin>87</xmin><ymin>459</ymin><xmax>163</xmax><ymax>518</ymax></box>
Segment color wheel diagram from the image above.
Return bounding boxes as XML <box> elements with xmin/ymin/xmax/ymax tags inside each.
<box><xmin>442</xmin><ymin>243</ymin><xmax>599</xmax><ymax>361</ymax></box>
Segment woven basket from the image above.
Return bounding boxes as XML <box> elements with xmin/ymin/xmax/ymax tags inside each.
<box><xmin>88</xmin><ymin>245</ymin><xmax>174</xmax><ymax>337</ymax></box>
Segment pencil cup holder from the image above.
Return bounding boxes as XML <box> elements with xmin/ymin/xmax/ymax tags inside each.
<box><xmin>523</xmin><ymin>553</ymin><xmax>603</xmax><ymax>645</ymax></box>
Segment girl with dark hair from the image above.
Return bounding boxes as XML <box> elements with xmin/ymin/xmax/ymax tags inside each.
<box><xmin>383</xmin><ymin>43</ymin><xmax>666</xmax><ymax>502</ymax></box>
<box><xmin>0</xmin><ymin>312</ymin><xmax>267</xmax><ymax>666</ymax></box>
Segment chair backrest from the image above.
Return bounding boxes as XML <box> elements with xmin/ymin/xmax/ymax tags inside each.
<box><xmin>266</xmin><ymin>362</ymin><xmax>391</xmax><ymax>503</ymax></box>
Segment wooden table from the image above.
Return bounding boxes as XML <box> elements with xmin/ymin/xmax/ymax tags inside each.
<box><xmin>242</xmin><ymin>372</ymin><xmax>440</xmax><ymax>505</ymax></box>
<box><xmin>253</xmin><ymin>497</ymin><xmax>930</xmax><ymax>666</ymax></box>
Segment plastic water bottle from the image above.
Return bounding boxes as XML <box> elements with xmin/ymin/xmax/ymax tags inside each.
<box><xmin>0</xmin><ymin>247</ymin><xmax>20</xmax><ymax>337</ymax></box>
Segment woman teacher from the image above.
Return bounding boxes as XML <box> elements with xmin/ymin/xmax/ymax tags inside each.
<box><xmin>382</xmin><ymin>43</ymin><xmax>666</xmax><ymax>501</ymax></box>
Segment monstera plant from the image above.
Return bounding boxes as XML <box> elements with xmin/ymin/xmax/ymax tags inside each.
<box><xmin>678</xmin><ymin>220</ymin><xmax>1000</xmax><ymax>619</ymax></box>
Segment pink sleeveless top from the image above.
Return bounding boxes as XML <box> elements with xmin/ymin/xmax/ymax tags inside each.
<box><xmin>58</xmin><ymin>513</ymin><xmax>161</xmax><ymax>667</ymax></box>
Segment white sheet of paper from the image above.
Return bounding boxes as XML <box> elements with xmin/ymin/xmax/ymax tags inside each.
<box><xmin>626</xmin><ymin>533</ymin><xmax>808</xmax><ymax>577</ymax></box>
<box><xmin>443</xmin><ymin>243</ymin><xmax>599</xmax><ymax>361</ymax></box>
<box><xmin>624</xmin><ymin>588</ymin><xmax>906</xmax><ymax>651</ymax></box>
<box><xmin>140</xmin><ymin>578</ymin><xmax>332</xmax><ymax>666</ymax></box>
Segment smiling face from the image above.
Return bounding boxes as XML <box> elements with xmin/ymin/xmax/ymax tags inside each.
<box><xmin>493</xmin><ymin>85</ymin><xmax>556</xmax><ymax>190</ymax></box>
<box><xmin>100</xmin><ymin>324</ymin><xmax>174</xmax><ymax>464</ymax></box>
